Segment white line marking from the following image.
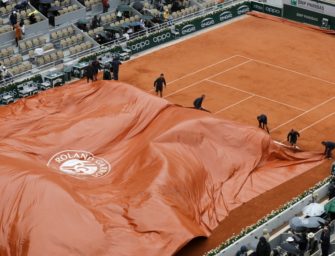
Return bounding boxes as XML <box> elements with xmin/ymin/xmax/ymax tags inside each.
<box><xmin>237</xmin><ymin>55</ymin><xmax>335</xmax><ymax>86</ymax></box>
<box><xmin>270</xmin><ymin>96</ymin><xmax>335</xmax><ymax>132</ymax></box>
<box><xmin>207</xmin><ymin>79</ymin><xmax>306</xmax><ymax>112</ymax></box>
<box><xmin>163</xmin><ymin>60</ymin><xmax>252</xmax><ymax>98</ymax></box>
<box><xmin>148</xmin><ymin>55</ymin><xmax>243</xmax><ymax>92</ymax></box>
<box><xmin>279</xmin><ymin>112</ymin><xmax>334</xmax><ymax>143</ymax></box>
<box><xmin>299</xmin><ymin>112</ymin><xmax>335</xmax><ymax>133</ymax></box>
<box><xmin>214</xmin><ymin>95</ymin><xmax>254</xmax><ymax>114</ymax></box>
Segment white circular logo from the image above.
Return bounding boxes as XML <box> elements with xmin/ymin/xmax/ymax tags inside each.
<box><xmin>47</xmin><ymin>150</ymin><xmax>111</xmax><ymax>178</ymax></box>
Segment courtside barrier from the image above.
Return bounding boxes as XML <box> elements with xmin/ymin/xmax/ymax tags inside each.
<box><xmin>175</xmin><ymin>2</ymin><xmax>251</xmax><ymax>36</ymax></box>
<box><xmin>127</xmin><ymin>29</ymin><xmax>176</xmax><ymax>54</ymax></box>
<box><xmin>251</xmin><ymin>1</ymin><xmax>283</xmax><ymax>17</ymax></box>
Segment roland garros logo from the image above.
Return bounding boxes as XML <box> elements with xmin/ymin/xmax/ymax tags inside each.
<box><xmin>47</xmin><ymin>150</ymin><xmax>111</xmax><ymax>178</ymax></box>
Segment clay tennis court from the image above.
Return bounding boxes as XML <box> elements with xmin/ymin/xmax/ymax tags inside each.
<box><xmin>119</xmin><ymin>13</ymin><xmax>335</xmax><ymax>255</ymax></box>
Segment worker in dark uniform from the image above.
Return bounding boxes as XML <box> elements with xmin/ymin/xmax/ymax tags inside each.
<box><xmin>85</xmin><ymin>63</ymin><xmax>94</xmax><ymax>83</ymax></box>
<box><xmin>193</xmin><ymin>94</ymin><xmax>205</xmax><ymax>110</ymax></box>
<box><xmin>111</xmin><ymin>57</ymin><xmax>122</xmax><ymax>80</ymax></box>
<box><xmin>287</xmin><ymin>129</ymin><xmax>300</xmax><ymax>148</ymax></box>
<box><xmin>322</xmin><ymin>141</ymin><xmax>335</xmax><ymax>159</ymax></box>
<box><xmin>153</xmin><ymin>73</ymin><xmax>166</xmax><ymax>97</ymax></box>
<box><xmin>257</xmin><ymin>114</ymin><xmax>269</xmax><ymax>133</ymax></box>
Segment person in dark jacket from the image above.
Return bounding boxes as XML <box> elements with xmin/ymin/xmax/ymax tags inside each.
<box><xmin>85</xmin><ymin>63</ymin><xmax>94</xmax><ymax>83</ymax></box>
<box><xmin>328</xmin><ymin>177</ymin><xmax>335</xmax><ymax>200</ymax></box>
<box><xmin>320</xmin><ymin>225</ymin><xmax>330</xmax><ymax>256</ymax></box>
<box><xmin>307</xmin><ymin>232</ymin><xmax>318</xmax><ymax>255</ymax></box>
<box><xmin>256</xmin><ymin>236</ymin><xmax>271</xmax><ymax>256</ymax></box>
<box><xmin>153</xmin><ymin>73</ymin><xmax>166</xmax><ymax>97</ymax></box>
<box><xmin>257</xmin><ymin>114</ymin><xmax>269</xmax><ymax>133</ymax></box>
<box><xmin>296</xmin><ymin>232</ymin><xmax>308</xmax><ymax>255</ymax></box>
<box><xmin>193</xmin><ymin>94</ymin><xmax>205</xmax><ymax>109</ymax></box>
<box><xmin>92</xmin><ymin>59</ymin><xmax>101</xmax><ymax>81</ymax></box>
<box><xmin>91</xmin><ymin>15</ymin><xmax>101</xmax><ymax>29</ymax></box>
<box><xmin>236</xmin><ymin>245</ymin><xmax>248</xmax><ymax>256</ymax></box>
<box><xmin>9</xmin><ymin>11</ymin><xmax>18</xmax><ymax>29</ymax></box>
<box><xmin>287</xmin><ymin>129</ymin><xmax>300</xmax><ymax>148</ymax></box>
<box><xmin>111</xmin><ymin>57</ymin><xmax>122</xmax><ymax>81</ymax></box>
<box><xmin>322</xmin><ymin>141</ymin><xmax>335</xmax><ymax>159</ymax></box>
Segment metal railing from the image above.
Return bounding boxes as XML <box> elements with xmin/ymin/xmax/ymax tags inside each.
<box><xmin>0</xmin><ymin>0</ymin><xmax>242</xmax><ymax>88</ymax></box>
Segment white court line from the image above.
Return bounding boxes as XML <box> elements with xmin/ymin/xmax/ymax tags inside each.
<box><xmin>207</xmin><ymin>79</ymin><xmax>306</xmax><ymax>112</ymax></box>
<box><xmin>279</xmin><ymin>112</ymin><xmax>335</xmax><ymax>143</ymax></box>
<box><xmin>270</xmin><ymin>96</ymin><xmax>335</xmax><ymax>132</ymax></box>
<box><xmin>163</xmin><ymin>60</ymin><xmax>252</xmax><ymax>98</ymax></box>
<box><xmin>214</xmin><ymin>95</ymin><xmax>254</xmax><ymax>114</ymax></box>
<box><xmin>236</xmin><ymin>55</ymin><xmax>335</xmax><ymax>86</ymax></box>
<box><xmin>148</xmin><ymin>55</ymin><xmax>242</xmax><ymax>93</ymax></box>
<box><xmin>299</xmin><ymin>112</ymin><xmax>335</xmax><ymax>133</ymax></box>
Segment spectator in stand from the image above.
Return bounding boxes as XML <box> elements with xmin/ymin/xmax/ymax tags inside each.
<box><xmin>91</xmin><ymin>15</ymin><xmax>101</xmax><ymax>29</ymax></box>
<box><xmin>171</xmin><ymin>0</ymin><xmax>181</xmax><ymax>12</ymax></box>
<box><xmin>307</xmin><ymin>233</ymin><xmax>318</xmax><ymax>255</ymax></box>
<box><xmin>296</xmin><ymin>232</ymin><xmax>308</xmax><ymax>256</ymax></box>
<box><xmin>14</xmin><ymin>23</ymin><xmax>22</xmax><ymax>47</ymax></box>
<box><xmin>262</xmin><ymin>228</ymin><xmax>270</xmax><ymax>242</ymax></box>
<box><xmin>235</xmin><ymin>245</ymin><xmax>248</xmax><ymax>256</ymax></box>
<box><xmin>28</xmin><ymin>12</ymin><xmax>37</xmax><ymax>24</ymax></box>
<box><xmin>322</xmin><ymin>141</ymin><xmax>335</xmax><ymax>159</ymax></box>
<box><xmin>102</xmin><ymin>0</ymin><xmax>109</xmax><ymax>13</ymax></box>
<box><xmin>19</xmin><ymin>17</ymin><xmax>25</xmax><ymax>35</ymax></box>
<box><xmin>9</xmin><ymin>11</ymin><xmax>18</xmax><ymax>29</ymax></box>
<box><xmin>256</xmin><ymin>236</ymin><xmax>271</xmax><ymax>256</ymax></box>
<box><xmin>328</xmin><ymin>177</ymin><xmax>335</xmax><ymax>200</ymax></box>
<box><xmin>0</xmin><ymin>63</ymin><xmax>4</xmax><ymax>81</ymax></box>
<box><xmin>320</xmin><ymin>225</ymin><xmax>331</xmax><ymax>256</ymax></box>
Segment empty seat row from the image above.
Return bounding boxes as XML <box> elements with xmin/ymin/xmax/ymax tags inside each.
<box><xmin>60</xmin><ymin>34</ymin><xmax>85</xmax><ymax>48</ymax></box>
<box><xmin>87</xmin><ymin>26</ymin><xmax>103</xmax><ymax>37</ymax></box>
<box><xmin>53</xmin><ymin>0</ymin><xmax>71</xmax><ymax>7</ymax></box>
<box><xmin>19</xmin><ymin>36</ymin><xmax>47</xmax><ymax>52</ymax></box>
<box><xmin>58</xmin><ymin>4</ymin><xmax>80</xmax><ymax>15</ymax></box>
<box><xmin>100</xmin><ymin>12</ymin><xmax>117</xmax><ymax>24</ymax></box>
<box><xmin>36</xmin><ymin>50</ymin><xmax>64</xmax><ymax>66</ymax></box>
<box><xmin>68</xmin><ymin>41</ymin><xmax>93</xmax><ymax>55</ymax></box>
<box><xmin>84</xmin><ymin>0</ymin><xmax>100</xmax><ymax>9</ymax></box>
<box><xmin>50</xmin><ymin>26</ymin><xmax>75</xmax><ymax>41</ymax></box>
<box><xmin>0</xmin><ymin>25</ymin><xmax>12</xmax><ymax>35</ymax></box>
<box><xmin>0</xmin><ymin>46</ymin><xmax>14</xmax><ymax>59</ymax></box>
<box><xmin>8</xmin><ymin>61</ymin><xmax>32</xmax><ymax>76</ymax></box>
<box><xmin>171</xmin><ymin>6</ymin><xmax>199</xmax><ymax>19</ymax></box>
<box><xmin>2</xmin><ymin>54</ymin><xmax>23</xmax><ymax>67</ymax></box>
<box><xmin>0</xmin><ymin>3</ymin><xmax>16</xmax><ymax>16</ymax></box>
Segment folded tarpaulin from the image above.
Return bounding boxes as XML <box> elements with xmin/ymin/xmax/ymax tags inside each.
<box><xmin>0</xmin><ymin>81</ymin><xmax>324</xmax><ymax>256</ymax></box>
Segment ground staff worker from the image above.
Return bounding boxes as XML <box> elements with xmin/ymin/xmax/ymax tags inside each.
<box><xmin>154</xmin><ymin>73</ymin><xmax>166</xmax><ymax>97</ymax></box>
<box><xmin>257</xmin><ymin>114</ymin><xmax>269</xmax><ymax>133</ymax></box>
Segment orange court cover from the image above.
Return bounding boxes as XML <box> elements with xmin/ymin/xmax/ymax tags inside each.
<box><xmin>0</xmin><ymin>81</ymin><xmax>324</xmax><ymax>256</ymax></box>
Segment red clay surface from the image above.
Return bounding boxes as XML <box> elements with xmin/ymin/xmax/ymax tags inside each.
<box><xmin>118</xmin><ymin>14</ymin><xmax>335</xmax><ymax>255</ymax></box>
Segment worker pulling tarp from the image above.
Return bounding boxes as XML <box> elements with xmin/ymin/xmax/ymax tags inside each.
<box><xmin>0</xmin><ymin>81</ymin><xmax>324</xmax><ymax>255</ymax></box>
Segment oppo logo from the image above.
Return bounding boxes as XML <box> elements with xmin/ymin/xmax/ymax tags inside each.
<box><xmin>237</xmin><ymin>5</ymin><xmax>250</xmax><ymax>15</ymax></box>
<box><xmin>181</xmin><ymin>24</ymin><xmax>196</xmax><ymax>35</ymax></box>
<box><xmin>201</xmin><ymin>17</ymin><xmax>215</xmax><ymax>28</ymax></box>
<box><xmin>152</xmin><ymin>32</ymin><xmax>171</xmax><ymax>43</ymax></box>
<box><xmin>265</xmin><ymin>6</ymin><xmax>281</xmax><ymax>14</ymax></box>
<box><xmin>130</xmin><ymin>40</ymin><xmax>150</xmax><ymax>51</ymax></box>
<box><xmin>219</xmin><ymin>11</ymin><xmax>233</xmax><ymax>21</ymax></box>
